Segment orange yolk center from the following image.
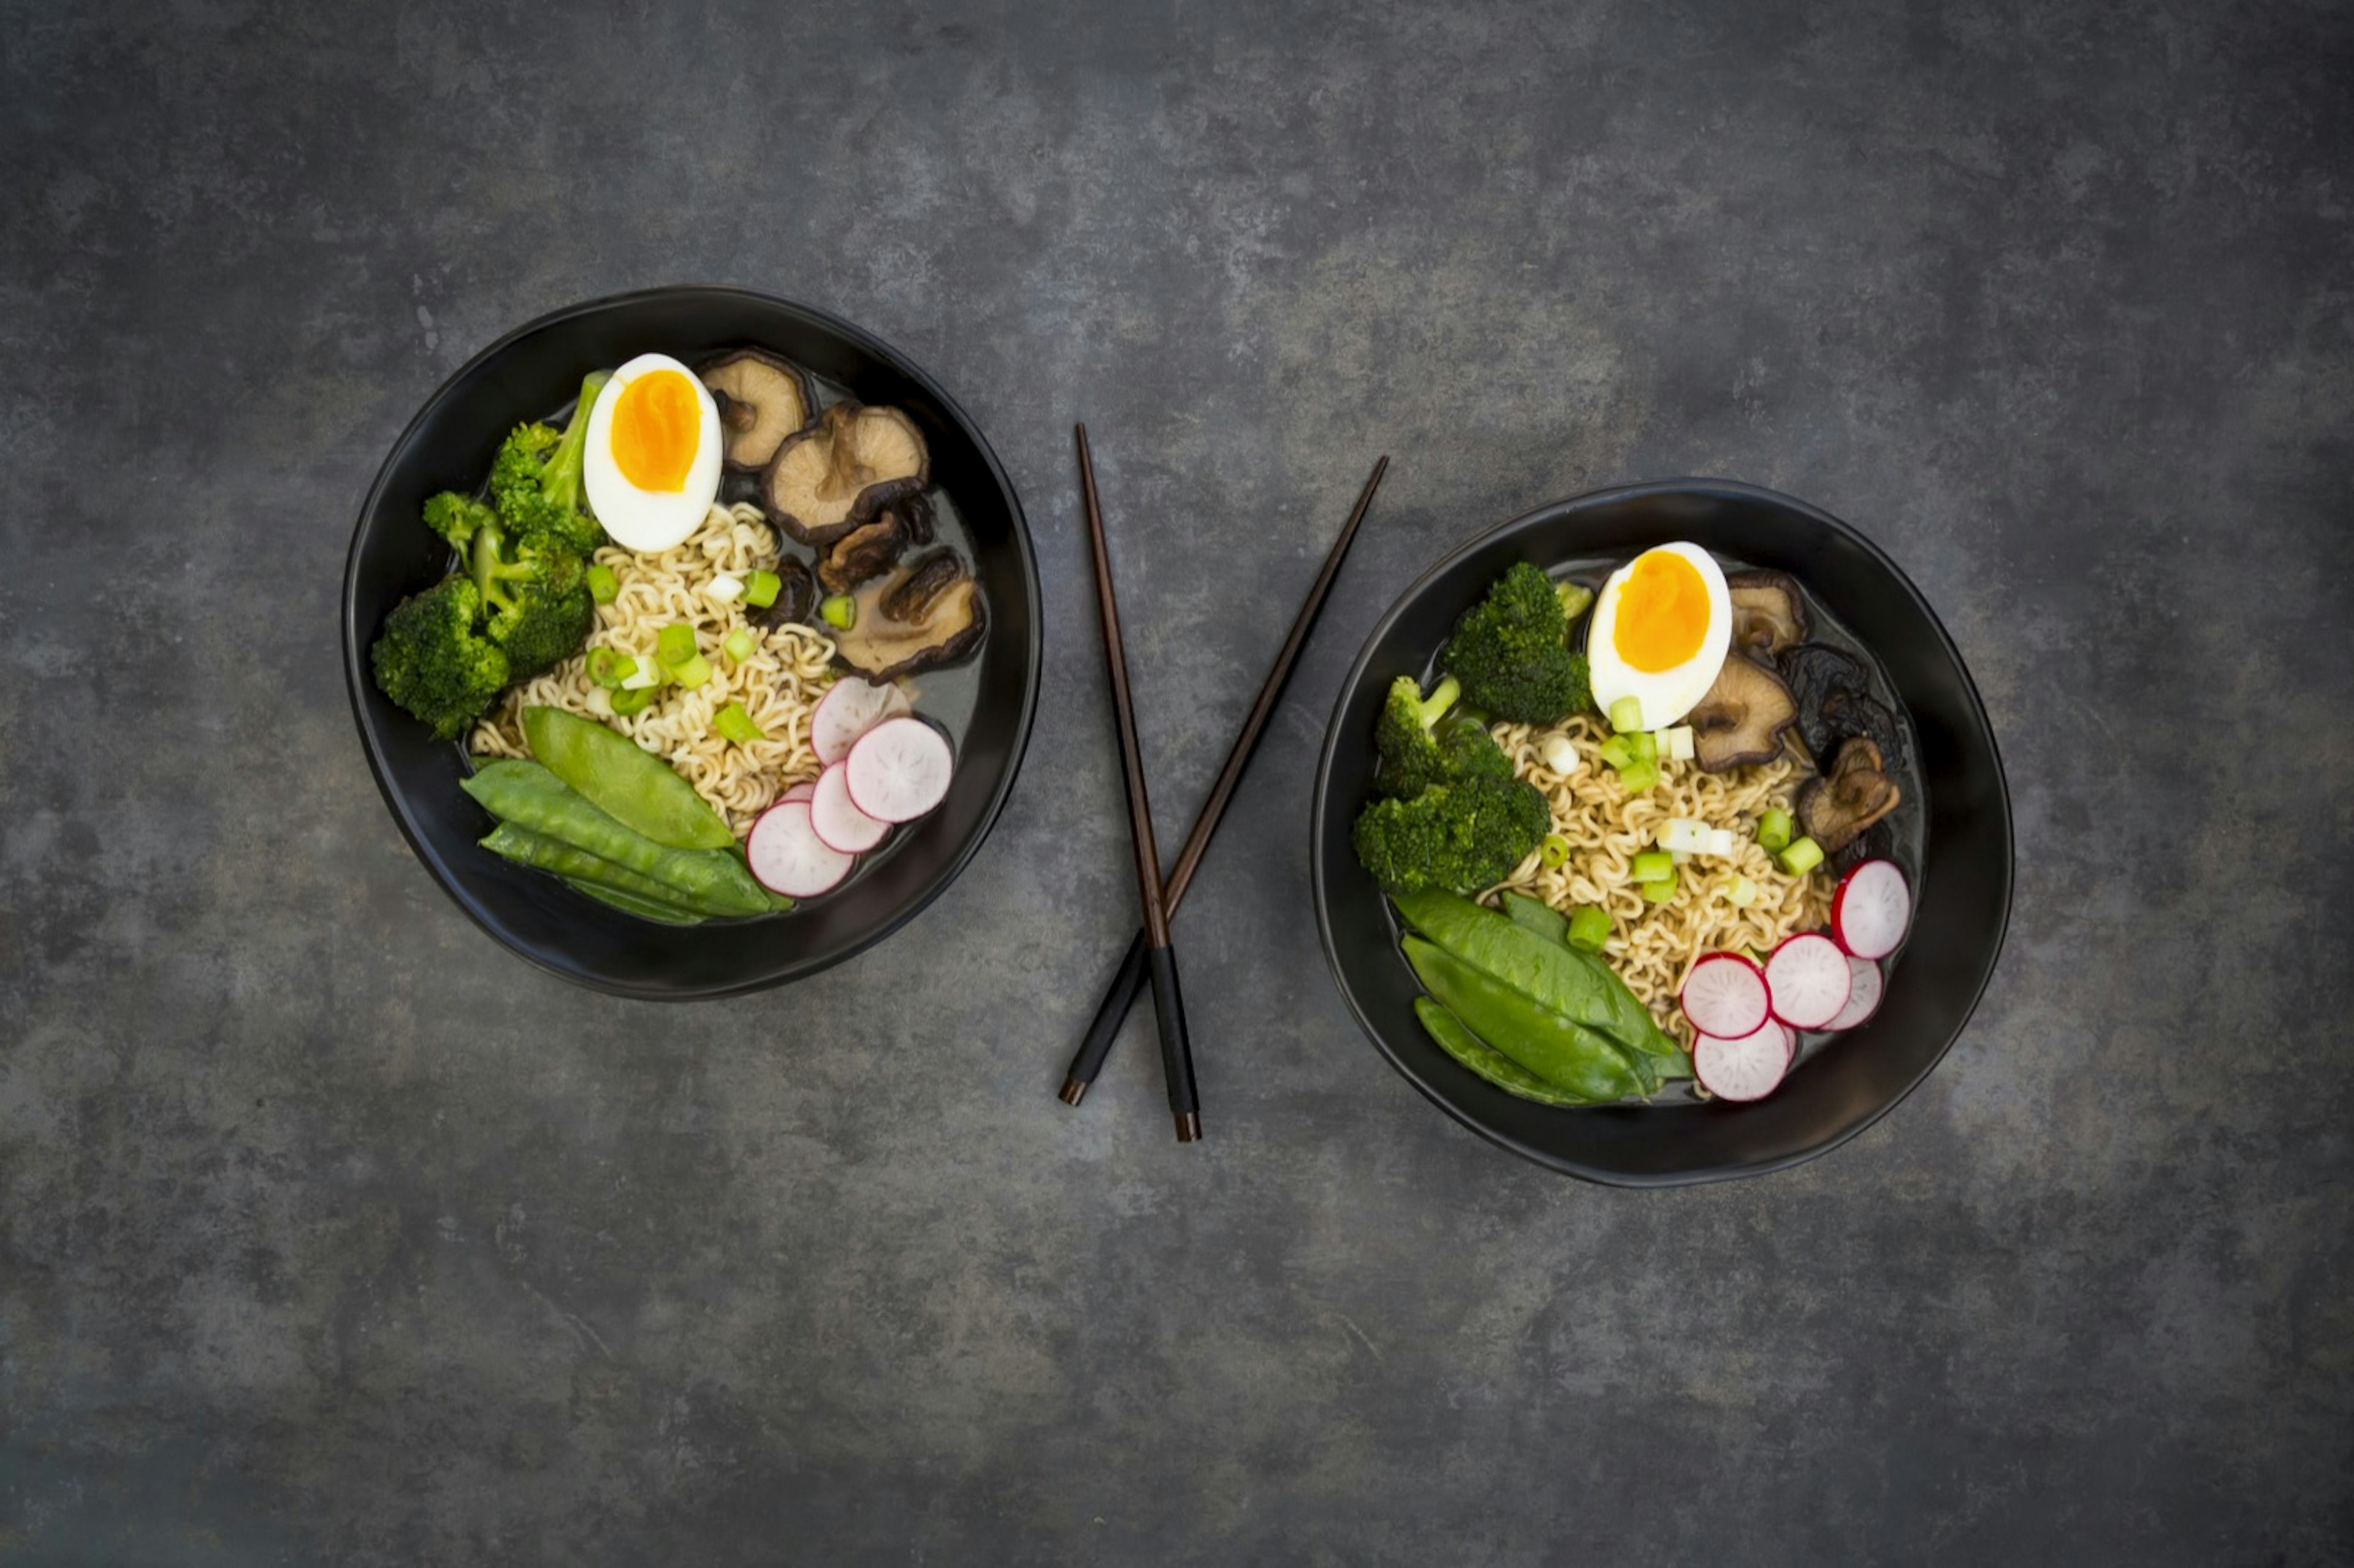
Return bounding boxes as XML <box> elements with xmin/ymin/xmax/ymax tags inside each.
<box><xmin>611</xmin><ymin>370</ymin><xmax>701</xmax><ymax>492</ymax></box>
<box><xmin>1612</xmin><ymin>550</ymin><xmax>1712</xmax><ymax>672</ymax></box>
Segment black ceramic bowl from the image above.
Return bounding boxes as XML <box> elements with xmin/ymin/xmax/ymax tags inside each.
<box><xmin>341</xmin><ymin>287</ymin><xmax>1041</xmax><ymax>999</ymax></box>
<box><xmin>1311</xmin><ymin>481</ymin><xmax>2009</xmax><ymax>1184</ymax></box>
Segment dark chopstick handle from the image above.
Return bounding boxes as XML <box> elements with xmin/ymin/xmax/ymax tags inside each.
<box><xmin>1147</xmin><ymin>943</ymin><xmax>1202</xmax><ymax>1142</ymax></box>
<box><xmin>1058</xmin><ymin>929</ymin><xmax>1151</xmax><ymax>1106</ymax></box>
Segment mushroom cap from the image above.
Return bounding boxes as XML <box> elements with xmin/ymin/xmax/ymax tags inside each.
<box><xmin>747</xmin><ymin>555</ymin><xmax>820</xmax><ymax>631</ymax></box>
<box><xmin>1686</xmin><ymin>653</ymin><xmax>1800</xmax><ymax>773</ymax></box>
<box><xmin>833</xmin><ymin>547</ymin><xmax>986</xmax><ymax>681</ymax></box>
<box><xmin>699</xmin><ymin>349</ymin><xmax>815</xmax><ymax>472</ymax></box>
<box><xmin>1797</xmin><ymin>736</ymin><xmax>1902</xmax><ymax>854</ymax></box>
<box><xmin>817</xmin><ymin>495</ymin><xmax>935</xmax><ymax>594</ymax></box>
<box><xmin>761</xmin><ymin>402</ymin><xmax>930</xmax><ymax>547</ymax></box>
<box><xmin>1725</xmin><ymin>571</ymin><xmax>1810</xmax><ymax>657</ymax></box>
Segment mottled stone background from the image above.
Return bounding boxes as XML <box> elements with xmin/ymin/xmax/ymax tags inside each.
<box><xmin>2</xmin><ymin>1</ymin><xmax>2349</xmax><ymax>1562</ymax></box>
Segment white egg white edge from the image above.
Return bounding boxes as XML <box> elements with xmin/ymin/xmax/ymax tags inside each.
<box><xmin>583</xmin><ymin>353</ymin><xmax>725</xmax><ymax>554</ymax></box>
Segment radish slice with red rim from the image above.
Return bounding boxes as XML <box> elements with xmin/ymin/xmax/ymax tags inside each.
<box><xmin>778</xmin><ymin>781</ymin><xmax>817</xmax><ymax>804</ymax></box>
<box><xmin>845</xmin><ymin>717</ymin><xmax>953</xmax><ymax>824</ymax></box>
<box><xmin>1778</xmin><ymin>1019</ymin><xmax>1798</xmax><ymax>1067</ymax></box>
<box><xmin>1765</xmin><ymin>932</ymin><xmax>1851</xmax><ymax>1029</ymax></box>
<box><xmin>1680</xmin><ymin>953</ymin><xmax>1769</xmax><ymax>1040</ymax></box>
<box><xmin>745</xmin><ymin>800</ymin><xmax>855</xmax><ymax>897</ymax></box>
<box><xmin>810</xmin><ymin>763</ymin><xmax>889</xmax><ymax>853</ymax></box>
<box><xmin>1822</xmin><ymin>956</ymin><xmax>1883</xmax><ymax>1031</ymax></box>
<box><xmin>811</xmin><ymin>677</ymin><xmax>911</xmax><ymax>766</ymax></box>
<box><xmin>1693</xmin><ymin>1019</ymin><xmax>1789</xmax><ymax>1102</ymax></box>
<box><xmin>1831</xmin><ymin>858</ymin><xmax>1911</xmax><ymax>961</ymax></box>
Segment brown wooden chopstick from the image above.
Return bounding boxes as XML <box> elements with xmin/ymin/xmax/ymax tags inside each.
<box><xmin>1058</xmin><ymin>454</ymin><xmax>1390</xmax><ymax>1109</ymax></box>
<box><xmin>1074</xmin><ymin>424</ymin><xmax>1201</xmax><ymax>1142</ymax></box>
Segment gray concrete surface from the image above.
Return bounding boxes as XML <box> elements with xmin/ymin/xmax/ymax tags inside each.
<box><xmin>4</xmin><ymin>0</ymin><xmax>2350</xmax><ymax>1561</ymax></box>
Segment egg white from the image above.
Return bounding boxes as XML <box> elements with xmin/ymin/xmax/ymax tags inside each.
<box><xmin>1585</xmin><ymin>541</ymin><xmax>1732</xmax><ymax>729</ymax></box>
<box><xmin>584</xmin><ymin>352</ymin><xmax>724</xmax><ymax>552</ymax></box>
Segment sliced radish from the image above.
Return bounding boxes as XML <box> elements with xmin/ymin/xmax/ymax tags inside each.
<box><xmin>810</xmin><ymin>762</ymin><xmax>889</xmax><ymax>853</ymax></box>
<box><xmin>845</xmin><ymin>717</ymin><xmax>953</xmax><ymax>824</ymax></box>
<box><xmin>1822</xmin><ymin>956</ymin><xmax>1884</xmax><ymax>1031</ymax></box>
<box><xmin>779</xmin><ymin>780</ymin><xmax>817</xmax><ymax>804</ymax></box>
<box><xmin>745</xmin><ymin>800</ymin><xmax>854</xmax><ymax>897</ymax></box>
<box><xmin>1680</xmin><ymin>953</ymin><xmax>1769</xmax><ymax>1040</ymax></box>
<box><xmin>1765</xmin><ymin>932</ymin><xmax>1851</xmax><ymax>1029</ymax></box>
<box><xmin>1777</xmin><ymin>1019</ymin><xmax>1798</xmax><ymax>1067</ymax></box>
<box><xmin>1832</xmin><ymin>858</ymin><xmax>1911</xmax><ymax>960</ymax></box>
<box><xmin>1693</xmin><ymin>1019</ymin><xmax>1789</xmax><ymax>1102</ymax></box>
<box><xmin>811</xmin><ymin>677</ymin><xmax>911</xmax><ymax>765</ymax></box>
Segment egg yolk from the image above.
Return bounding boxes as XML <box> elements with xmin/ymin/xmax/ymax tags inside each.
<box><xmin>1612</xmin><ymin>550</ymin><xmax>1712</xmax><ymax>672</ymax></box>
<box><xmin>610</xmin><ymin>370</ymin><xmax>701</xmax><ymax>492</ymax></box>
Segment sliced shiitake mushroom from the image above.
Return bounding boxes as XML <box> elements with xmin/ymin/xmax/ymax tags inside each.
<box><xmin>1686</xmin><ymin>653</ymin><xmax>1800</xmax><ymax>772</ymax></box>
<box><xmin>1798</xmin><ymin>736</ymin><xmax>1902</xmax><ymax>854</ymax></box>
<box><xmin>1726</xmin><ymin>571</ymin><xmax>1810</xmax><ymax>657</ymax></box>
<box><xmin>761</xmin><ymin>402</ymin><xmax>929</xmax><ymax>548</ymax></box>
<box><xmin>699</xmin><ymin>349</ymin><xmax>816</xmax><ymax>471</ymax></box>
<box><xmin>817</xmin><ymin>494</ymin><xmax>937</xmax><ymax>593</ymax></box>
<box><xmin>833</xmin><ymin>547</ymin><xmax>986</xmax><ymax>680</ymax></box>
<box><xmin>746</xmin><ymin>556</ymin><xmax>820</xmax><ymax>631</ymax></box>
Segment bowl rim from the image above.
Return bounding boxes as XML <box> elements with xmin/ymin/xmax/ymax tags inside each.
<box><xmin>340</xmin><ymin>284</ymin><xmax>1043</xmax><ymax>1000</ymax></box>
<box><xmin>1310</xmin><ymin>478</ymin><xmax>2013</xmax><ymax>1184</ymax></box>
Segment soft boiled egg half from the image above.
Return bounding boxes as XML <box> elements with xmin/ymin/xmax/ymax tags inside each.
<box><xmin>584</xmin><ymin>353</ymin><xmax>724</xmax><ymax>552</ymax></box>
<box><xmin>1585</xmin><ymin>542</ymin><xmax>1732</xmax><ymax>729</ymax></box>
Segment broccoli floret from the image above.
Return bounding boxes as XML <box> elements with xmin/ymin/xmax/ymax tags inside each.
<box><xmin>489</xmin><ymin>371</ymin><xmax>611</xmax><ymax>555</ymax></box>
<box><xmin>421</xmin><ymin>492</ymin><xmax>497</xmax><ymax>552</ymax></box>
<box><xmin>1351</xmin><ymin>774</ymin><xmax>1550</xmax><ymax>894</ymax></box>
<box><xmin>468</xmin><ymin>522</ymin><xmax>595</xmax><ymax>681</ymax></box>
<box><xmin>1373</xmin><ymin>674</ymin><xmax>1512</xmax><ymax>799</ymax></box>
<box><xmin>370</xmin><ymin>577</ymin><xmax>510</xmax><ymax>740</ymax></box>
<box><xmin>1439</xmin><ymin>561</ymin><xmax>1595</xmax><ymax>723</ymax></box>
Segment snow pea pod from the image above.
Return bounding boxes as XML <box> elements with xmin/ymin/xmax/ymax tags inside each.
<box><xmin>1500</xmin><ymin>891</ymin><xmax>1569</xmax><ymax>944</ymax></box>
<box><xmin>462</xmin><ymin>760</ymin><xmax>771</xmax><ymax>915</ymax></box>
<box><xmin>1415</xmin><ymin>997</ymin><xmax>1596</xmax><ymax>1106</ymax></box>
<box><xmin>522</xmin><ymin>706</ymin><xmax>735</xmax><ymax>851</ymax></box>
<box><xmin>1403</xmin><ymin>937</ymin><xmax>1647</xmax><ymax>1102</ymax></box>
<box><xmin>480</xmin><ymin>823</ymin><xmax>736</xmax><ymax>918</ymax></box>
<box><xmin>563</xmin><ymin>878</ymin><xmax>708</xmax><ymax>926</ymax></box>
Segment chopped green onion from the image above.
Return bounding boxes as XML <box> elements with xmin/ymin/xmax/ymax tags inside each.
<box><xmin>1539</xmin><ymin>734</ymin><xmax>1579</xmax><ymax>774</ymax></box>
<box><xmin>1631</xmin><ymin>850</ymin><xmax>1677</xmax><ymax>884</ymax></box>
<box><xmin>1660</xmin><ymin>725</ymin><xmax>1696</xmax><ymax>761</ymax></box>
<box><xmin>1656</xmin><ymin>817</ymin><xmax>1710</xmax><ymax>854</ymax></box>
<box><xmin>1641</xmin><ymin>868</ymin><xmax>1680</xmax><ymax>904</ymax></box>
<box><xmin>657</xmin><ymin>623</ymin><xmax>698</xmax><ymax>669</ymax></box>
<box><xmin>1615</xmin><ymin>759</ymin><xmax>1659</xmax><ymax>794</ymax></box>
<box><xmin>1608</xmin><ymin>695</ymin><xmax>1645</xmax><ymax>733</ymax></box>
<box><xmin>1777</xmin><ymin>835</ymin><xmax>1824</xmax><ymax>876</ymax></box>
<box><xmin>705</xmin><ymin>572</ymin><xmax>745</xmax><ymax>605</ymax></box>
<box><xmin>618</xmin><ymin>656</ymin><xmax>661</xmax><ymax>691</ymax></box>
<box><xmin>585</xmin><ymin>563</ymin><xmax>619</xmax><ymax>605</ymax></box>
<box><xmin>610</xmin><ymin>684</ymin><xmax>656</xmax><ymax>715</ymax></box>
<box><xmin>1628</xmin><ymin>729</ymin><xmax>1659</xmax><ymax>764</ymax></box>
<box><xmin>714</xmin><ymin>701</ymin><xmax>766</xmax><ymax>744</ymax></box>
<box><xmin>1555</xmin><ymin>582</ymin><xmax>1596</xmax><ymax>621</ymax></box>
<box><xmin>1596</xmin><ymin>734</ymin><xmax>1638</xmax><ymax>771</ymax></box>
<box><xmin>1566</xmin><ymin>905</ymin><xmax>1612</xmax><ymax>951</ymax></box>
<box><xmin>1757</xmin><ymin>808</ymin><xmax>1794</xmax><ymax>853</ymax></box>
<box><xmin>743</xmin><ymin>569</ymin><xmax>782</xmax><ymax>609</ymax></box>
<box><xmin>1539</xmin><ymin>832</ymin><xmax>1572</xmax><ymax>870</ymax></box>
<box><xmin>1724</xmin><ymin>873</ymin><xmax>1759</xmax><ymax>908</ymax></box>
<box><xmin>584</xmin><ymin>647</ymin><xmax>638</xmax><ymax>690</ymax></box>
<box><xmin>723</xmin><ymin>626</ymin><xmax>758</xmax><ymax>664</ymax></box>
<box><xmin>670</xmin><ymin>653</ymin><xmax>714</xmax><ymax>690</ymax></box>
<box><xmin>819</xmin><ymin>594</ymin><xmax>857</xmax><ymax>631</ymax></box>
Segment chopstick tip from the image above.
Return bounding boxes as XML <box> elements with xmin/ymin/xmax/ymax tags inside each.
<box><xmin>1173</xmin><ymin>1111</ymin><xmax>1203</xmax><ymax>1143</ymax></box>
<box><xmin>1057</xmin><ymin>1077</ymin><xmax>1090</xmax><ymax>1107</ymax></box>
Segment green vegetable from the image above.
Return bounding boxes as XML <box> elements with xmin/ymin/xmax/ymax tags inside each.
<box><xmin>670</xmin><ymin>653</ymin><xmax>713</xmax><ymax>690</ymax></box>
<box><xmin>584</xmin><ymin>647</ymin><xmax>636</xmax><ymax>690</ymax></box>
<box><xmin>1607</xmin><ymin>695</ymin><xmax>1645</xmax><ymax>733</ymax></box>
<box><xmin>1596</xmin><ymin>734</ymin><xmax>1637</xmax><ymax>771</ymax></box>
<box><xmin>610</xmin><ymin>685</ymin><xmax>656</xmax><ymax>715</ymax></box>
<box><xmin>1628</xmin><ymin>729</ymin><xmax>1658</xmax><ymax>764</ymax></box>
<box><xmin>1351</xmin><ymin>775</ymin><xmax>1550</xmax><ymax>895</ymax></box>
<box><xmin>1631</xmin><ymin>850</ymin><xmax>1675</xmax><ymax>883</ymax></box>
<box><xmin>1777</xmin><ymin>835</ymin><xmax>1825</xmax><ymax>876</ymax></box>
<box><xmin>1438</xmin><ymin>562</ymin><xmax>1594</xmax><ymax>723</ymax></box>
<box><xmin>1642</xmin><ymin>869</ymin><xmax>1679</xmax><ymax>904</ymax></box>
<box><xmin>479</xmin><ymin>823</ymin><xmax>754</xmax><ymax>919</ymax></box>
<box><xmin>1539</xmin><ymin>832</ymin><xmax>1571</xmax><ymax>870</ymax></box>
<box><xmin>744</xmin><ymin>569</ymin><xmax>782</xmax><ymax>609</ymax></box>
<box><xmin>368</xmin><ymin>577</ymin><xmax>510</xmax><ymax>740</ymax></box>
<box><xmin>565</xmin><ymin>877</ymin><xmax>708</xmax><ymax>925</ymax></box>
<box><xmin>1415</xmin><ymin>997</ymin><xmax>1597</xmax><ymax>1106</ymax></box>
<box><xmin>1757</xmin><ymin>808</ymin><xmax>1794</xmax><ymax>853</ymax></box>
<box><xmin>1614</xmin><ymin>759</ymin><xmax>1659</xmax><ymax>794</ymax></box>
<box><xmin>585</xmin><ymin>563</ymin><xmax>619</xmax><ymax>605</ymax></box>
<box><xmin>488</xmin><ymin>372</ymin><xmax>611</xmax><ymax>555</ymax></box>
<box><xmin>1372</xmin><ymin>674</ymin><xmax>1511</xmax><ymax>799</ymax></box>
<box><xmin>520</xmin><ymin>706</ymin><xmax>735</xmax><ymax>850</ymax></box>
<box><xmin>467</xmin><ymin>517</ymin><xmax>595</xmax><ymax>680</ymax></box>
<box><xmin>1555</xmin><ymin>582</ymin><xmax>1595</xmax><ymax>623</ymax></box>
<box><xmin>1567</xmin><ymin>905</ymin><xmax>1612</xmax><ymax>952</ymax></box>
<box><xmin>657</xmin><ymin>623</ymin><xmax>698</xmax><ymax>669</ymax></box>
<box><xmin>723</xmin><ymin>626</ymin><xmax>758</xmax><ymax>664</ymax></box>
<box><xmin>422</xmin><ymin>492</ymin><xmax>498</xmax><ymax>553</ymax></box>
<box><xmin>714</xmin><ymin>702</ymin><xmax>766</xmax><ymax>744</ymax></box>
<box><xmin>1391</xmin><ymin>889</ymin><xmax>1686</xmax><ymax>1074</ymax></box>
<box><xmin>1404</xmin><ymin>937</ymin><xmax>1647</xmax><ymax>1101</ymax></box>
<box><xmin>820</xmin><ymin>594</ymin><xmax>857</xmax><ymax>631</ymax></box>
<box><xmin>1501</xmin><ymin>891</ymin><xmax>1569</xmax><ymax>943</ymax></box>
<box><xmin>462</xmin><ymin>763</ymin><xmax>769</xmax><ymax>915</ymax></box>
<box><xmin>1723</xmin><ymin>873</ymin><xmax>1759</xmax><ymax>908</ymax></box>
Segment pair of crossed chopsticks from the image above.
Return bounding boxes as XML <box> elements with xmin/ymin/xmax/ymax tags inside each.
<box><xmin>1063</xmin><ymin>425</ymin><xmax>1390</xmax><ymax>1141</ymax></box>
